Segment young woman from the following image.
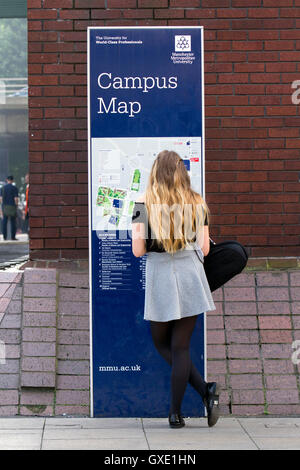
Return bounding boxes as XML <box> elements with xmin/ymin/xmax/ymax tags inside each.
<box><xmin>131</xmin><ymin>150</ymin><xmax>220</xmax><ymax>429</ymax></box>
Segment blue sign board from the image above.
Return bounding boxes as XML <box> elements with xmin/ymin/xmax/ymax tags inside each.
<box><xmin>88</xmin><ymin>27</ymin><xmax>206</xmax><ymax>417</ymax></box>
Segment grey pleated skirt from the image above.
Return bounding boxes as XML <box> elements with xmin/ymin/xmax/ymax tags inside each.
<box><xmin>144</xmin><ymin>245</ymin><xmax>216</xmax><ymax>322</ymax></box>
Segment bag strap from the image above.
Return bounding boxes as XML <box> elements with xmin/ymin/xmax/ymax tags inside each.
<box><xmin>194</xmin><ymin>242</ymin><xmax>204</xmax><ymax>264</ymax></box>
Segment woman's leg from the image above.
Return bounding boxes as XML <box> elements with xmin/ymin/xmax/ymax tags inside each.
<box><xmin>150</xmin><ymin>316</ymin><xmax>208</xmax><ymax>413</ymax></box>
<box><xmin>169</xmin><ymin>316</ymin><xmax>196</xmax><ymax>414</ymax></box>
<box><xmin>150</xmin><ymin>320</ymin><xmax>173</xmax><ymax>366</ymax></box>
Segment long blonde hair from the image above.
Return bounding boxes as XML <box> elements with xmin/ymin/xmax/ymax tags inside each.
<box><xmin>145</xmin><ymin>150</ymin><xmax>209</xmax><ymax>254</ymax></box>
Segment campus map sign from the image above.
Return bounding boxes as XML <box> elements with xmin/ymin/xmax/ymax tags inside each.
<box><xmin>88</xmin><ymin>27</ymin><xmax>206</xmax><ymax>417</ymax></box>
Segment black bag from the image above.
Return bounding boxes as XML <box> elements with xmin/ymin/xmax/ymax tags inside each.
<box><xmin>1</xmin><ymin>185</ymin><xmax>17</xmax><ymax>217</ymax></box>
<box><xmin>3</xmin><ymin>204</ymin><xmax>17</xmax><ymax>217</ymax></box>
<box><xmin>203</xmin><ymin>239</ymin><xmax>249</xmax><ymax>292</ymax></box>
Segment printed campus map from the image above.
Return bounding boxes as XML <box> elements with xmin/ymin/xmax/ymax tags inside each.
<box><xmin>91</xmin><ymin>137</ymin><xmax>203</xmax><ymax>231</ymax></box>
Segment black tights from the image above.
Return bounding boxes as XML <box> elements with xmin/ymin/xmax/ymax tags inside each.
<box><xmin>150</xmin><ymin>315</ymin><xmax>208</xmax><ymax>415</ymax></box>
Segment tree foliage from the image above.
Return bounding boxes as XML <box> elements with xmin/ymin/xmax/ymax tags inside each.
<box><xmin>0</xmin><ymin>19</ymin><xmax>27</xmax><ymax>78</ymax></box>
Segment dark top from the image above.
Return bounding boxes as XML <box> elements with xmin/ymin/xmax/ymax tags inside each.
<box><xmin>0</xmin><ymin>183</ymin><xmax>18</xmax><ymax>206</ymax></box>
<box><xmin>132</xmin><ymin>201</ymin><xmax>208</xmax><ymax>253</ymax></box>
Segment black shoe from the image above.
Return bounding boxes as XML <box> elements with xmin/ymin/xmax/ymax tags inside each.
<box><xmin>204</xmin><ymin>382</ymin><xmax>220</xmax><ymax>427</ymax></box>
<box><xmin>168</xmin><ymin>414</ymin><xmax>185</xmax><ymax>429</ymax></box>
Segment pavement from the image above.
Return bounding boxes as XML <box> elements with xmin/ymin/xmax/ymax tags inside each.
<box><xmin>0</xmin><ymin>416</ymin><xmax>299</xmax><ymax>450</ymax></box>
<box><xmin>0</xmin><ymin>233</ymin><xmax>29</xmax><ymax>267</ymax></box>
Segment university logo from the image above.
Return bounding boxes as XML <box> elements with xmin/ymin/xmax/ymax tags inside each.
<box><xmin>175</xmin><ymin>35</ymin><xmax>191</xmax><ymax>52</ymax></box>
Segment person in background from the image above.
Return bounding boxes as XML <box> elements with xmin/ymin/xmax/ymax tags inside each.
<box><xmin>24</xmin><ymin>173</ymin><xmax>29</xmax><ymax>236</ymax></box>
<box><xmin>0</xmin><ymin>175</ymin><xmax>19</xmax><ymax>241</ymax></box>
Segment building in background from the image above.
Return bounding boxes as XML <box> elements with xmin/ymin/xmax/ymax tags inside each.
<box><xmin>0</xmin><ymin>1</ymin><xmax>28</xmax><ymax>236</ymax></box>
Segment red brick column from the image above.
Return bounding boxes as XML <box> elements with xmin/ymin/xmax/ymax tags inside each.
<box><xmin>28</xmin><ymin>0</ymin><xmax>300</xmax><ymax>260</ymax></box>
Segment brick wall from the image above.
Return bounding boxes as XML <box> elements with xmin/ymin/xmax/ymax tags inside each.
<box><xmin>0</xmin><ymin>268</ymin><xmax>90</xmax><ymax>416</ymax></box>
<box><xmin>28</xmin><ymin>0</ymin><xmax>300</xmax><ymax>260</ymax></box>
<box><xmin>207</xmin><ymin>269</ymin><xmax>300</xmax><ymax>416</ymax></box>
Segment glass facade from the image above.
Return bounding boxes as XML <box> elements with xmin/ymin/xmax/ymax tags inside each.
<box><xmin>0</xmin><ymin>17</ymin><xmax>28</xmax><ymax>233</ymax></box>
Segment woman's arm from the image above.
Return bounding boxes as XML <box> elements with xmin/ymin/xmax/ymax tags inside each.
<box><xmin>132</xmin><ymin>193</ymin><xmax>147</xmax><ymax>258</ymax></box>
<box><xmin>196</xmin><ymin>224</ymin><xmax>210</xmax><ymax>257</ymax></box>
<box><xmin>201</xmin><ymin>226</ymin><xmax>210</xmax><ymax>257</ymax></box>
<box><xmin>132</xmin><ymin>222</ymin><xmax>147</xmax><ymax>257</ymax></box>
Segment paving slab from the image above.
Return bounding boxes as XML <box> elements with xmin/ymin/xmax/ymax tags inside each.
<box><xmin>142</xmin><ymin>416</ymin><xmax>241</xmax><ymax>431</ymax></box>
<box><xmin>250</xmin><ymin>436</ymin><xmax>300</xmax><ymax>450</ymax></box>
<box><xmin>42</xmin><ymin>417</ymin><xmax>148</xmax><ymax>450</ymax></box>
<box><xmin>45</xmin><ymin>417</ymin><xmax>142</xmax><ymax>429</ymax></box>
<box><xmin>146</xmin><ymin>436</ymin><xmax>257</xmax><ymax>451</ymax></box>
<box><xmin>0</xmin><ymin>418</ymin><xmax>44</xmax><ymax>450</ymax></box>
<box><xmin>237</xmin><ymin>417</ymin><xmax>300</xmax><ymax>449</ymax></box>
<box><xmin>42</xmin><ymin>438</ymin><xmax>149</xmax><ymax>450</ymax></box>
<box><xmin>0</xmin><ymin>434</ymin><xmax>42</xmax><ymax>450</ymax></box>
<box><xmin>143</xmin><ymin>417</ymin><xmax>257</xmax><ymax>450</ymax></box>
<box><xmin>0</xmin><ymin>417</ymin><xmax>45</xmax><ymax>429</ymax></box>
<box><xmin>43</xmin><ymin>427</ymin><xmax>145</xmax><ymax>440</ymax></box>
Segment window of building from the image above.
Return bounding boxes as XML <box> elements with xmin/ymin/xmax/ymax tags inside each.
<box><xmin>0</xmin><ymin>0</ymin><xmax>28</xmax><ymax>243</ymax></box>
